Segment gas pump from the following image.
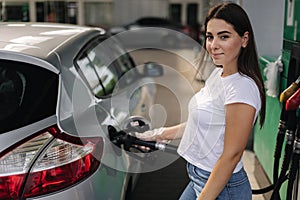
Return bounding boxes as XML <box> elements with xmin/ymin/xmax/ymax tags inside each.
<box><xmin>262</xmin><ymin>42</ymin><xmax>300</xmax><ymax>200</ymax></box>
<box><xmin>284</xmin><ymin>4</ymin><xmax>300</xmax><ymax>196</ymax></box>
<box><xmin>285</xmin><ymin>87</ymin><xmax>300</xmax><ymax>199</ymax></box>
<box><xmin>252</xmin><ymin>0</ymin><xmax>300</xmax><ymax>199</ymax></box>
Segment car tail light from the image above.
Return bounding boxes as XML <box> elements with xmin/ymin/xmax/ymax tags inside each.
<box><xmin>0</xmin><ymin>125</ymin><xmax>103</xmax><ymax>199</ymax></box>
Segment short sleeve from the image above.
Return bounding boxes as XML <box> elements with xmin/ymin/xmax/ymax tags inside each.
<box><xmin>223</xmin><ymin>75</ymin><xmax>261</xmax><ymax>112</ymax></box>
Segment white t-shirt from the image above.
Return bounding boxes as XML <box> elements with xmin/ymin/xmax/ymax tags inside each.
<box><xmin>177</xmin><ymin>67</ymin><xmax>261</xmax><ymax>173</ymax></box>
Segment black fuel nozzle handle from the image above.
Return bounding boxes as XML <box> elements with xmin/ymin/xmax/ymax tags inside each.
<box><xmin>108</xmin><ymin>125</ymin><xmax>178</xmax><ymax>154</ymax></box>
<box><xmin>108</xmin><ymin>125</ymin><xmax>124</xmax><ymax>148</ymax></box>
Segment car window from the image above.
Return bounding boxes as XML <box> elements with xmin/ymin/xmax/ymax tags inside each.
<box><xmin>76</xmin><ymin>38</ymin><xmax>138</xmax><ymax>98</ymax></box>
<box><xmin>77</xmin><ymin>48</ymin><xmax>118</xmax><ymax>97</ymax></box>
<box><xmin>0</xmin><ymin>60</ymin><xmax>58</xmax><ymax>133</ymax></box>
<box><xmin>107</xmin><ymin>39</ymin><xmax>137</xmax><ymax>83</ymax></box>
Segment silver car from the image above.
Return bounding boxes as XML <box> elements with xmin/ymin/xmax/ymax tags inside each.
<box><xmin>0</xmin><ymin>22</ymin><xmax>162</xmax><ymax>200</ymax></box>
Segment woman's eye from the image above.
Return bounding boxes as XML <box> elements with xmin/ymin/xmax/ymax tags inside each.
<box><xmin>220</xmin><ymin>35</ymin><xmax>229</xmax><ymax>40</ymax></box>
<box><xmin>206</xmin><ymin>35</ymin><xmax>213</xmax><ymax>40</ymax></box>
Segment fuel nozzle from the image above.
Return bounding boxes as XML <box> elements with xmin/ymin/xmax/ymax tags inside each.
<box><xmin>108</xmin><ymin>125</ymin><xmax>178</xmax><ymax>154</ymax></box>
<box><xmin>280</xmin><ymin>75</ymin><xmax>300</xmax><ymax>102</ymax></box>
<box><xmin>286</xmin><ymin>88</ymin><xmax>300</xmax><ymax>111</ymax></box>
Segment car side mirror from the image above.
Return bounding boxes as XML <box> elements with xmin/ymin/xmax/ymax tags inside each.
<box><xmin>143</xmin><ymin>62</ymin><xmax>163</xmax><ymax>77</ymax></box>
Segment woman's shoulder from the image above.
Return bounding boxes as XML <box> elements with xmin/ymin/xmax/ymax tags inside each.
<box><xmin>236</xmin><ymin>73</ymin><xmax>258</xmax><ymax>89</ymax></box>
<box><xmin>224</xmin><ymin>73</ymin><xmax>260</xmax><ymax>103</ymax></box>
<box><xmin>223</xmin><ymin>72</ymin><xmax>256</xmax><ymax>87</ymax></box>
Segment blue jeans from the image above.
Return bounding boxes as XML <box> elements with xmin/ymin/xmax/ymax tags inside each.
<box><xmin>179</xmin><ymin>162</ymin><xmax>252</xmax><ymax>200</ymax></box>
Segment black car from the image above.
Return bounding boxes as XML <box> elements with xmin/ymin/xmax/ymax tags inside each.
<box><xmin>108</xmin><ymin>17</ymin><xmax>193</xmax><ymax>48</ymax></box>
<box><xmin>124</xmin><ymin>17</ymin><xmax>190</xmax><ymax>33</ymax></box>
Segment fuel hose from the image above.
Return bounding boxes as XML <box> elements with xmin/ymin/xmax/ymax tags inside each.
<box><xmin>286</xmin><ymin>119</ymin><xmax>300</xmax><ymax>200</ymax></box>
<box><xmin>271</xmin><ymin>109</ymin><xmax>297</xmax><ymax>200</ymax></box>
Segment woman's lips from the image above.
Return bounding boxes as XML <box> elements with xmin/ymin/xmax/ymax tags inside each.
<box><xmin>211</xmin><ymin>53</ymin><xmax>223</xmax><ymax>59</ymax></box>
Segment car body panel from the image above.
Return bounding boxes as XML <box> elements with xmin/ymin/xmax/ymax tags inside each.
<box><xmin>0</xmin><ymin>22</ymin><xmax>159</xmax><ymax>199</ymax></box>
<box><xmin>0</xmin><ymin>50</ymin><xmax>59</xmax><ymax>74</ymax></box>
<box><xmin>0</xmin><ymin>116</ymin><xmax>56</xmax><ymax>153</ymax></box>
<box><xmin>0</xmin><ymin>23</ymin><xmax>104</xmax><ymax>60</ymax></box>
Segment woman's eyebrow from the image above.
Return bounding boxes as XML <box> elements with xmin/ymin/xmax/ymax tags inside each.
<box><xmin>217</xmin><ymin>31</ymin><xmax>232</xmax><ymax>35</ymax></box>
<box><xmin>206</xmin><ymin>31</ymin><xmax>232</xmax><ymax>35</ymax></box>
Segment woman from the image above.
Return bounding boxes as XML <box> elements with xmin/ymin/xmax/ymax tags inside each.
<box><xmin>137</xmin><ymin>2</ymin><xmax>266</xmax><ymax>199</ymax></box>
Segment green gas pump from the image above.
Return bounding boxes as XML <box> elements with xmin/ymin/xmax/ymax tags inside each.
<box><xmin>254</xmin><ymin>0</ymin><xmax>300</xmax><ymax>199</ymax></box>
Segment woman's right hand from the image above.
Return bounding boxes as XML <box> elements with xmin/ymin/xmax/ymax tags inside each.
<box><xmin>135</xmin><ymin>123</ymin><xmax>186</xmax><ymax>143</ymax></box>
<box><xmin>134</xmin><ymin>127</ymin><xmax>170</xmax><ymax>143</ymax></box>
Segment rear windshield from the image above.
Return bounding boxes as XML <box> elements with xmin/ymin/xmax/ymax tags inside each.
<box><xmin>0</xmin><ymin>60</ymin><xmax>58</xmax><ymax>133</ymax></box>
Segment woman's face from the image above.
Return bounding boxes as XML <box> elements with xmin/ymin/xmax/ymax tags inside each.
<box><xmin>206</xmin><ymin>19</ymin><xmax>248</xmax><ymax>70</ymax></box>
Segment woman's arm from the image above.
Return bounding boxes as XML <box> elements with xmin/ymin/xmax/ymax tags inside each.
<box><xmin>160</xmin><ymin>123</ymin><xmax>186</xmax><ymax>140</ymax></box>
<box><xmin>197</xmin><ymin>103</ymin><xmax>256</xmax><ymax>200</ymax></box>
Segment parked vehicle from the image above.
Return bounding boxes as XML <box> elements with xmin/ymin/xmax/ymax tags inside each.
<box><xmin>108</xmin><ymin>17</ymin><xmax>193</xmax><ymax>48</ymax></box>
<box><xmin>126</xmin><ymin>17</ymin><xmax>189</xmax><ymax>33</ymax></box>
<box><xmin>0</xmin><ymin>22</ymin><xmax>163</xmax><ymax>200</ymax></box>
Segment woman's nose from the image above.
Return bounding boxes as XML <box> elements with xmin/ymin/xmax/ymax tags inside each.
<box><xmin>210</xmin><ymin>38</ymin><xmax>219</xmax><ymax>49</ymax></box>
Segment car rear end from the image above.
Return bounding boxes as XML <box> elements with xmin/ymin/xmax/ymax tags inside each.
<box><xmin>0</xmin><ymin>54</ymin><xmax>112</xmax><ymax>200</ymax></box>
<box><xmin>0</xmin><ymin>23</ymin><xmax>131</xmax><ymax>200</ymax></box>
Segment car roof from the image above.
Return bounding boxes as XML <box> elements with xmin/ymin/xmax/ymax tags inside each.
<box><xmin>0</xmin><ymin>22</ymin><xmax>106</xmax><ymax>71</ymax></box>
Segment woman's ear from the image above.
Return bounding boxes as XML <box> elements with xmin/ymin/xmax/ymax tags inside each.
<box><xmin>242</xmin><ymin>32</ymin><xmax>249</xmax><ymax>48</ymax></box>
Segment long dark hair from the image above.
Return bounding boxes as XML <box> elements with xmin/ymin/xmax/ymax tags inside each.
<box><xmin>203</xmin><ymin>2</ymin><xmax>266</xmax><ymax>127</ymax></box>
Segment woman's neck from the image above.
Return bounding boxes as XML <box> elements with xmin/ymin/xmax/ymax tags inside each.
<box><xmin>221</xmin><ymin>65</ymin><xmax>238</xmax><ymax>77</ymax></box>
